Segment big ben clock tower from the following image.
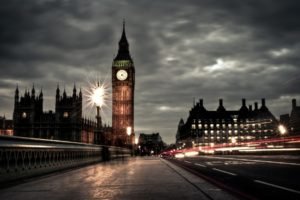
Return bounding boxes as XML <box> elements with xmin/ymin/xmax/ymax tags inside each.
<box><xmin>112</xmin><ymin>22</ymin><xmax>135</xmax><ymax>146</ymax></box>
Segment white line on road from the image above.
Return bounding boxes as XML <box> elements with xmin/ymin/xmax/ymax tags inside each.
<box><xmin>212</xmin><ymin>168</ymin><xmax>237</xmax><ymax>176</ymax></box>
<box><xmin>254</xmin><ymin>180</ymin><xmax>300</xmax><ymax>194</ymax></box>
<box><xmin>201</xmin><ymin>156</ymin><xmax>300</xmax><ymax>166</ymax></box>
<box><xmin>184</xmin><ymin>160</ymin><xmax>192</xmax><ymax>164</ymax></box>
<box><xmin>194</xmin><ymin>163</ymin><xmax>206</xmax><ymax>168</ymax></box>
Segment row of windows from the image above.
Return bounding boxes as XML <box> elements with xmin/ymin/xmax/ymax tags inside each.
<box><xmin>202</xmin><ymin>136</ymin><xmax>269</xmax><ymax>140</ymax></box>
<box><xmin>192</xmin><ymin>123</ymin><xmax>273</xmax><ymax>129</ymax></box>
<box><xmin>200</xmin><ymin>129</ymin><xmax>274</xmax><ymax>134</ymax></box>
<box><xmin>194</xmin><ymin>119</ymin><xmax>273</xmax><ymax>123</ymax></box>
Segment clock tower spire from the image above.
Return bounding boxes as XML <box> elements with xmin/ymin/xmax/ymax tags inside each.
<box><xmin>112</xmin><ymin>21</ymin><xmax>135</xmax><ymax>146</ymax></box>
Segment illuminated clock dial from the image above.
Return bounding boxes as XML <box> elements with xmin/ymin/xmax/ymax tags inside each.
<box><xmin>116</xmin><ymin>69</ymin><xmax>128</xmax><ymax>81</ymax></box>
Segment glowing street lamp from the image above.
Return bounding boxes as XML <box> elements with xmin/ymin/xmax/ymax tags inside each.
<box><xmin>278</xmin><ymin>124</ymin><xmax>287</xmax><ymax>135</ymax></box>
<box><xmin>127</xmin><ymin>126</ymin><xmax>132</xmax><ymax>136</ymax></box>
<box><xmin>92</xmin><ymin>82</ymin><xmax>105</xmax><ymax>130</ymax></box>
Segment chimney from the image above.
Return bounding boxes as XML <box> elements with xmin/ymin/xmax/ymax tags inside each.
<box><xmin>262</xmin><ymin>98</ymin><xmax>266</xmax><ymax>107</ymax></box>
<box><xmin>199</xmin><ymin>99</ymin><xmax>203</xmax><ymax>107</ymax></box>
<box><xmin>254</xmin><ymin>102</ymin><xmax>258</xmax><ymax>110</ymax></box>
<box><xmin>242</xmin><ymin>98</ymin><xmax>246</xmax><ymax>107</ymax></box>
<box><xmin>292</xmin><ymin>99</ymin><xmax>297</xmax><ymax>109</ymax></box>
<box><xmin>219</xmin><ymin>99</ymin><xmax>223</xmax><ymax>106</ymax></box>
<box><xmin>249</xmin><ymin>105</ymin><xmax>253</xmax><ymax>111</ymax></box>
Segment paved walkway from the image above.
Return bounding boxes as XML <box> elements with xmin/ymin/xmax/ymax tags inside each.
<box><xmin>0</xmin><ymin>157</ymin><xmax>237</xmax><ymax>200</ymax></box>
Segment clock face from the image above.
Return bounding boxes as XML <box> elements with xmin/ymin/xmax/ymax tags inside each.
<box><xmin>116</xmin><ymin>69</ymin><xmax>128</xmax><ymax>81</ymax></box>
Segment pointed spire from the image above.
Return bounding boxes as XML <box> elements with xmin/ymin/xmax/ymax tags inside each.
<box><xmin>63</xmin><ymin>87</ymin><xmax>67</xmax><ymax>99</ymax></box>
<box><xmin>31</xmin><ymin>83</ymin><xmax>35</xmax><ymax>97</ymax></box>
<box><xmin>39</xmin><ymin>87</ymin><xmax>43</xmax><ymax>99</ymax></box>
<box><xmin>73</xmin><ymin>83</ymin><xmax>77</xmax><ymax>98</ymax></box>
<box><xmin>79</xmin><ymin>87</ymin><xmax>82</xmax><ymax>99</ymax></box>
<box><xmin>114</xmin><ymin>20</ymin><xmax>132</xmax><ymax>61</ymax></box>
<box><xmin>120</xmin><ymin>19</ymin><xmax>128</xmax><ymax>46</ymax></box>
<box><xmin>14</xmin><ymin>85</ymin><xmax>19</xmax><ymax>104</ymax></box>
<box><xmin>15</xmin><ymin>84</ymin><xmax>19</xmax><ymax>99</ymax></box>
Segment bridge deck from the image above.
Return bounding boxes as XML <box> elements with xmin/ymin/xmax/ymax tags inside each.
<box><xmin>0</xmin><ymin>157</ymin><xmax>236</xmax><ymax>200</ymax></box>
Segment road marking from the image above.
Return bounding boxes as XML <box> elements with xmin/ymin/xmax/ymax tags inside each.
<box><xmin>194</xmin><ymin>163</ymin><xmax>206</xmax><ymax>167</ymax></box>
<box><xmin>202</xmin><ymin>156</ymin><xmax>300</xmax><ymax>166</ymax></box>
<box><xmin>212</xmin><ymin>168</ymin><xmax>237</xmax><ymax>176</ymax></box>
<box><xmin>254</xmin><ymin>180</ymin><xmax>300</xmax><ymax>194</ymax></box>
<box><xmin>184</xmin><ymin>160</ymin><xmax>192</xmax><ymax>164</ymax></box>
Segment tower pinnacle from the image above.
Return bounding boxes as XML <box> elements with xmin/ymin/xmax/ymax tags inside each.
<box><xmin>114</xmin><ymin>20</ymin><xmax>132</xmax><ymax>61</ymax></box>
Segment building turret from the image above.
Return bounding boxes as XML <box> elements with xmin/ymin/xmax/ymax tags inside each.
<box><xmin>63</xmin><ymin>88</ymin><xmax>67</xmax><ymax>99</ymax></box>
<box><xmin>292</xmin><ymin>99</ymin><xmax>297</xmax><ymax>109</ymax></box>
<box><xmin>79</xmin><ymin>88</ymin><xmax>82</xmax><ymax>100</ymax></box>
<box><xmin>217</xmin><ymin>99</ymin><xmax>226</xmax><ymax>112</ymax></box>
<box><xmin>56</xmin><ymin>85</ymin><xmax>60</xmax><ymax>102</ymax></box>
<box><xmin>39</xmin><ymin>88</ymin><xmax>43</xmax><ymax>100</ymax></box>
<box><xmin>15</xmin><ymin>85</ymin><xmax>19</xmax><ymax>104</ymax></box>
<box><xmin>73</xmin><ymin>84</ymin><xmax>77</xmax><ymax>99</ymax></box>
<box><xmin>31</xmin><ymin>84</ymin><xmax>35</xmax><ymax>98</ymax></box>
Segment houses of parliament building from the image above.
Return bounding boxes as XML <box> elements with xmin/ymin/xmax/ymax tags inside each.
<box><xmin>13</xmin><ymin>85</ymin><xmax>96</xmax><ymax>143</ymax></box>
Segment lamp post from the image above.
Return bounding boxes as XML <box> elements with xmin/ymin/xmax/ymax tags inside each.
<box><xmin>126</xmin><ymin>126</ymin><xmax>132</xmax><ymax>155</ymax></box>
<box><xmin>278</xmin><ymin>124</ymin><xmax>287</xmax><ymax>147</ymax></box>
<box><xmin>92</xmin><ymin>82</ymin><xmax>104</xmax><ymax>144</ymax></box>
<box><xmin>126</xmin><ymin>126</ymin><xmax>132</xmax><ymax>144</ymax></box>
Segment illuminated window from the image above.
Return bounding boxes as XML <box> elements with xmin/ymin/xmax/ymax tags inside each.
<box><xmin>216</xmin><ymin>124</ymin><xmax>220</xmax><ymax>128</ymax></box>
<box><xmin>210</xmin><ymin>130</ymin><xmax>214</xmax><ymax>134</ymax></box>
<box><xmin>222</xmin><ymin>124</ymin><xmax>226</xmax><ymax>128</ymax></box>
<box><xmin>234</xmin><ymin>130</ymin><xmax>238</xmax><ymax>134</ymax></box>
<box><xmin>204</xmin><ymin>130</ymin><xmax>208</xmax><ymax>135</ymax></box>
<box><xmin>204</xmin><ymin>124</ymin><xmax>208</xmax><ymax>128</ymax></box>
<box><xmin>210</xmin><ymin>124</ymin><xmax>214</xmax><ymax>128</ymax></box>
<box><xmin>191</xmin><ymin>124</ymin><xmax>196</xmax><ymax>129</ymax></box>
<box><xmin>198</xmin><ymin>124</ymin><xmax>202</xmax><ymax>129</ymax></box>
<box><xmin>228</xmin><ymin>124</ymin><xmax>232</xmax><ymax>128</ymax></box>
<box><xmin>229</xmin><ymin>130</ymin><xmax>232</xmax><ymax>135</ymax></box>
<box><xmin>240</xmin><ymin>124</ymin><xmax>244</xmax><ymax>128</ymax></box>
<box><xmin>234</xmin><ymin>124</ymin><xmax>238</xmax><ymax>128</ymax></box>
<box><xmin>22</xmin><ymin>112</ymin><xmax>27</xmax><ymax>118</ymax></box>
<box><xmin>217</xmin><ymin>130</ymin><xmax>220</xmax><ymax>134</ymax></box>
<box><xmin>63</xmin><ymin>112</ymin><xmax>69</xmax><ymax>118</ymax></box>
<box><xmin>210</xmin><ymin>137</ymin><xmax>214</xmax><ymax>140</ymax></box>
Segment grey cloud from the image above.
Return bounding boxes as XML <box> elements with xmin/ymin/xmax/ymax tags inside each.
<box><xmin>1</xmin><ymin>0</ymin><xmax>300</xmax><ymax>144</ymax></box>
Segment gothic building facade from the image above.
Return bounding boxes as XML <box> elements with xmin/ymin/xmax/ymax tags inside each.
<box><xmin>176</xmin><ymin>98</ymin><xmax>279</xmax><ymax>147</ymax></box>
<box><xmin>112</xmin><ymin>22</ymin><xmax>135</xmax><ymax>146</ymax></box>
<box><xmin>13</xmin><ymin>85</ymin><xmax>96</xmax><ymax>143</ymax></box>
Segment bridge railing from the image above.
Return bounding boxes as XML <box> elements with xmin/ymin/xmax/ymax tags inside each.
<box><xmin>0</xmin><ymin>135</ymin><xmax>131</xmax><ymax>184</ymax></box>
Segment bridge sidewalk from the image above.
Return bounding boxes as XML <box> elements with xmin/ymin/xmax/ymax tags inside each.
<box><xmin>0</xmin><ymin>157</ymin><xmax>237</xmax><ymax>200</ymax></box>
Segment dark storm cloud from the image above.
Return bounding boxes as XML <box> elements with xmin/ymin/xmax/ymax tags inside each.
<box><xmin>0</xmin><ymin>0</ymin><xmax>299</xmax><ymax>143</ymax></box>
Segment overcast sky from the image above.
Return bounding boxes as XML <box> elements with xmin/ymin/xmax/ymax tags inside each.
<box><xmin>1</xmin><ymin>0</ymin><xmax>300</xmax><ymax>144</ymax></box>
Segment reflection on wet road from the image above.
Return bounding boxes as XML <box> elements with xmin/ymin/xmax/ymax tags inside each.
<box><xmin>0</xmin><ymin>157</ymin><xmax>224</xmax><ymax>200</ymax></box>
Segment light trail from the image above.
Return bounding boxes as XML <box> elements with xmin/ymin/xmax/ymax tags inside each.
<box><xmin>201</xmin><ymin>156</ymin><xmax>300</xmax><ymax>166</ymax></box>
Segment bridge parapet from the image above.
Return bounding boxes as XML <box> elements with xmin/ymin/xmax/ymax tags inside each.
<box><xmin>0</xmin><ymin>135</ymin><xmax>130</xmax><ymax>184</ymax></box>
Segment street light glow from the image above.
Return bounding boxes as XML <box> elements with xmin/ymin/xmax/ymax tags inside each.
<box><xmin>85</xmin><ymin>80</ymin><xmax>110</xmax><ymax>109</ymax></box>
<box><xmin>92</xmin><ymin>85</ymin><xmax>104</xmax><ymax>107</ymax></box>
<box><xmin>127</xmin><ymin>126</ymin><xmax>132</xmax><ymax>136</ymax></box>
<box><xmin>278</xmin><ymin>124</ymin><xmax>287</xmax><ymax>135</ymax></box>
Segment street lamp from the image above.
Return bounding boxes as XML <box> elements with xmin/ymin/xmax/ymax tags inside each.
<box><xmin>126</xmin><ymin>126</ymin><xmax>132</xmax><ymax>144</ymax></box>
<box><xmin>92</xmin><ymin>82</ymin><xmax>105</xmax><ymax>143</ymax></box>
<box><xmin>278</xmin><ymin>124</ymin><xmax>287</xmax><ymax>147</ymax></box>
<box><xmin>278</xmin><ymin>124</ymin><xmax>287</xmax><ymax>135</ymax></box>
